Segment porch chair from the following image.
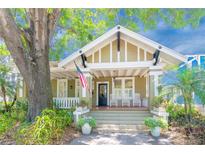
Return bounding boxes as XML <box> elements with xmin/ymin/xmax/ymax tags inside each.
<box><xmin>142</xmin><ymin>98</ymin><xmax>148</xmax><ymax>107</ymax></box>
<box><xmin>122</xmin><ymin>93</ymin><xmax>131</xmax><ymax>107</ymax></box>
<box><xmin>122</xmin><ymin>98</ymin><xmax>131</xmax><ymax>107</ymax></box>
<box><xmin>110</xmin><ymin>94</ymin><xmax>118</xmax><ymax>107</ymax></box>
<box><xmin>133</xmin><ymin>93</ymin><xmax>141</xmax><ymax>107</ymax></box>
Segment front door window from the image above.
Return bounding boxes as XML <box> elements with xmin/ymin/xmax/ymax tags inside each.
<box><xmin>98</xmin><ymin>83</ymin><xmax>108</xmax><ymax>106</ymax></box>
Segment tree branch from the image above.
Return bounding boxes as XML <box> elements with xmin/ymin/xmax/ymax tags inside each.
<box><xmin>47</xmin><ymin>8</ymin><xmax>61</xmax><ymax>40</ymax></box>
<box><xmin>0</xmin><ymin>9</ymin><xmax>28</xmax><ymax>81</ymax></box>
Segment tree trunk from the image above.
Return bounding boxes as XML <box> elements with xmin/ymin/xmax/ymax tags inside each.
<box><xmin>0</xmin><ymin>9</ymin><xmax>60</xmax><ymax>121</ymax></box>
<box><xmin>26</xmin><ymin>52</ymin><xmax>52</xmax><ymax>121</ymax></box>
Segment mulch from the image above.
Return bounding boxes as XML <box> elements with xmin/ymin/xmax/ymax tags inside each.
<box><xmin>163</xmin><ymin>126</ymin><xmax>190</xmax><ymax>145</ymax></box>
<box><xmin>52</xmin><ymin>124</ymin><xmax>81</xmax><ymax>145</ymax></box>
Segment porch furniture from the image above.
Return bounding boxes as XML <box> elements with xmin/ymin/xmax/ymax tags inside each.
<box><xmin>133</xmin><ymin>93</ymin><xmax>141</xmax><ymax>107</ymax></box>
<box><xmin>53</xmin><ymin>97</ymin><xmax>80</xmax><ymax>109</ymax></box>
<box><xmin>142</xmin><ymin>98</ymin><xmax>148</xmax><ymax>107</ymax></box>
<box><xmin>122</xmin><ymin>92</ymin><xmax>132</xmax><ymax>107</ymax></box>
<box><xmin>122</xmin><ymin>98</ymin><xmax>131</xmax><ymax>107</ymax></box>
<box><xmin>110</xmin><ymin>94</ymin><xmax>120</xmax><ymax>107</ymax></box>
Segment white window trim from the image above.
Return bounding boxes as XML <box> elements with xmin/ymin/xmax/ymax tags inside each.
<box><xmin>96</xmin><ymin>81</ymin><xmax>109</xmax><ymax>106</ymax></box>
<box><xmin>57</xmin><ymin>79</ymin><xmax>68</xmax><ymax>97</ymax></box>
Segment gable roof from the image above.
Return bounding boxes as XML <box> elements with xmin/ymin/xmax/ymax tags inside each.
<box><xmin>58</xmin><ymin>25</ymin><xmax>186</xmax><ymax>67</ymax></box>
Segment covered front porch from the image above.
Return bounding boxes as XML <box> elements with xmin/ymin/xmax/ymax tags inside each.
<box><xmin>50</xmin><ymin>61</ymin><xmax>163</xmax><ymax>110</ymax></box>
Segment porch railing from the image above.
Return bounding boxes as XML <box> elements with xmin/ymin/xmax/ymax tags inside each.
<box><xmin>53</xmin><ymin>97</ymin><xmax>80</xmax><ymax>109</ymax></box>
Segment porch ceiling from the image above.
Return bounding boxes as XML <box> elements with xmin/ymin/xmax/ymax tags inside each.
<box><xmin>91</xmin><ymin>68</ymin><xmax>149</xmax><ymax>78</ymax></box>
<box><xmin>50</xmin><ymin>67</ymin><xmax>77</xmax><ymax>79</ymax></box>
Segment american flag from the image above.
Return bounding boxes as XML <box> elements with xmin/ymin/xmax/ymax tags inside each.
<box><xmin>74</xmin><ymin>62</ymin><xmax>87</xmax><ymax>88</ymax></box>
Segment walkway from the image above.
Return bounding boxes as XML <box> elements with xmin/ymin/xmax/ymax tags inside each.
<box><xmin>69</xmin><ymin>132</ymin><xmax>172</xmax><ymax>145</ymax></box>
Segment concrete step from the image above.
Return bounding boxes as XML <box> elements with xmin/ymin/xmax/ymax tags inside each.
<box><xmin>88</xmin><ymin>110</ymin><xmax>152</xmax><ymax>126</ymax></box>
<box><xmin>93</xmin><ymin>124</ymin><xmax>149</xmax><ymax>133</ymax></box>
<box><xmin>89</xmin><ymin>111</ymin><xmax>151</xmax><ymax>117</ymax></box>
<box><xmin>92</xmin><ymin>116</ymin><xmax>147</xmax><ymax>121</ymax></box>
<box><xmin>89</xmin><ymin>113</ymin><xmax>151</xmax><ymax>117</ymax></box>
<box><xmin>96</xmin><ymin>120</ymin><xmax>145</xmax><ymax>125</ymax></box>
<box><xmin>89</xmin><ymin>114</ymin><xmax>151</xmax><ymax>118</ymax></box>
<box><xmin>90</xmin><ymin>110</ymin><xmax>150</xmax><ymax>114</ymax></box>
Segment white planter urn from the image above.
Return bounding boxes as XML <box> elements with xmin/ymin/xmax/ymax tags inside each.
<box><xmin>151</xmin><ymin>127</ymin><xmax>161</xmax><ymax>137</ymax></box>
<box><xmin>82</xmin><ymin>123</ymin><xmax>92</xmax><ymax>135</ymax></box>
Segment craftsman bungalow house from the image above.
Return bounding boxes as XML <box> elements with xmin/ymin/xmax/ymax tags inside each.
<box><xmin>19</xmin><ymin>25</ymin><xmax>186</xmax><ymax>112</ymax></box>
<box><xmin>48</xmin><ymin>25</ymin><xmax>186</xmax><ymax>110</ymax></box>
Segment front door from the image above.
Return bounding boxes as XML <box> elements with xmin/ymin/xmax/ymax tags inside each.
<box><xmin>98</xmin><ymin>83</ymin><xmax>108</xmax><ymax>106</ymax></box>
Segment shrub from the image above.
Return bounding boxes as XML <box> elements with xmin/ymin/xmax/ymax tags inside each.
<box><xmin>165</xmin><ymin>102</ymin><xmax>201</xmax><ymax>125</ymax></box>
<box><xmin>144</xmin><ymin>117</ymin><xmax>168</xmax><ymax>130</ymax></box>
<box><xmin>15</xmin><ymin>98</ymin><xmax>28</xmax><ymax>112</ymax></box>
<box><xmin>151</xmin><ymin>96</ymin><xmax>165</xmax><ymax>108</ymax></box>
<box><xmin>77</xmin><ymin>117</ymin><xmax>96</xmax><ymax>129</ymax></box>
<box><xmin>0</xmin><ymin>99</ymin><xmax>28</xmax><ymax>136</ymax></box>
<box><xmin>16</xmin><ymin>109</ymin><xmax>73</xmax><ymax>144</ymax></box>
<box><xmin>0</xmin><ymin>112</ymin><xmax>15</xmax><ymax>136</ymax></box>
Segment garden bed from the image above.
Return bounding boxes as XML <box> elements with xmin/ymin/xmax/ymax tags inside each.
<box><xmin>163</xmin><ymin>126</ymin><xmax>189</xmax><ymax>145</ymax></box>
<box><xmin>52</xmin><ymin>124</ymin><xmax>81</xmax><ymax>145</ymax></box>
<box><xmin>0</xmin><ymin>123</ymin><xmax>81</xmax><ymax>145</ymax></box>
<box><xmin>163</xmin><ymin>125</ymin><xmax>205</xmax><ymax>145</ymax></box>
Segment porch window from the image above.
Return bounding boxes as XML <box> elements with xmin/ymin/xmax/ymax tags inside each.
<box><xmin>113</xmin><ymin>77</ymin><xmax>134</xmax><ymax>98</ymax></box>
<box><xmin>124</xmin><ymin>79</ymin><xmax>133</xmax><ymax>98</ymax></box>
<box><xmin>57</xmin><ymin>79</ymin><xmax>67</xmax><ymax>97</ymax></box>
<box><xmin>114</xmin><ymin>79</ymin><xmax>122</xmax><ymax>98</ymax></box>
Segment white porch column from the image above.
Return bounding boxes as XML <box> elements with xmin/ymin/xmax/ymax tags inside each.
<box><xmin>149</xmin><ymin>70</ymin><xmax>163</xmax><ymax>97</ymax></box>
<box><xmin>148</xmin><ymin>70</ymin><xmax>163</xmax><ymax>109</ymax></box>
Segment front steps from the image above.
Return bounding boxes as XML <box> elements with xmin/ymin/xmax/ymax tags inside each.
<box><xmin>88</xmin><ymin>110</ymin><xmax>152</xmax><ymax>133</ymax></box>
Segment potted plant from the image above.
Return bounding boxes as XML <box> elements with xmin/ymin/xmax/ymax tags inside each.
<box><xmin>144</xmin><ymin>117</ymin><xmax>168</xmax><ymax>137</ymax></box>
<box><xmin>77</xmin><ymin>117</ymin><xmax>96</xmax><ymax>135</ymax></box>
<box><xmin>152</xmin><ymin>96</ymin><xmax>166</xmax><ymax>112</ymax></box>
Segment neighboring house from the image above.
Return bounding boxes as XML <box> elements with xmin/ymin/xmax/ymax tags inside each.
<box><xmin>0</xmin><ymin>56</ymin><xmax>22</xmax><ymax>103</ymax></box>
<box><xmin>47</xmin><ymin>25</ymin><xmax>186</xmax><ymax>110</ymax></box>
<box><xmin>186</xmin><ymin>54</ymin><xmax>205</xmax><ymax>68</ymax></box>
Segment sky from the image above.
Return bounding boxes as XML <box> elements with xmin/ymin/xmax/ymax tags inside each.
<box><xmin>139</xmin><ymin>16</ymin><xmax>205</xmax><ymax>55</ymax></box>
<box><xmin>63</xmin><ymin>12</ymin><xmax>205</xmax><ymax>58</ymax></box>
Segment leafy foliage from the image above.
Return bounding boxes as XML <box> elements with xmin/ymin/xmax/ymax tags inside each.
<box><xmin>16</xmin><ymin>109</ymin><xmax>73</xmax><ymax>144</ymax></box>
<box><xmin>0</xmin><ymin>44</ymin><xmax>10</xmax><ymax>56</ymax></box>
<box><xmin>165</xmin><ymin>102</ymin><xmax>201</xmax><ymax>125</ymax></box>
<box><xmin>162</xmin><ymin>67</ymin><xmax>205</xmax><ymax>122</ymax></box>
<box><xmin>144</xmin><ymin>117</ymin><xmax>168</xmax><ymax>130</ymax></box>
<box><xmin>0</xmin><ymin>99</ymin><xmax>28</xmax><ymax>136</ymax></box>
<box><xmin>0</xmin><ymin>112</ymin><xmax>15</xmax><ymax>136</ymax></box>
<box><xmin>0</xmin><ymin>64</ymin><xmax>19</xmax><ymax>112</ymax></box>
<box><xmin>9</xmin><ymin>8</ymin><xmax>205</xmax><ymax>60</ymax></box>
<box><xmin>151</xmin><ymin>96</ymin><xmax>165</xmax><ymax>108</ymax></box>
<box><xmin>77</xmin><ymin>117</ymin><xmax>96</xmax><ymax>129</ymax></box>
